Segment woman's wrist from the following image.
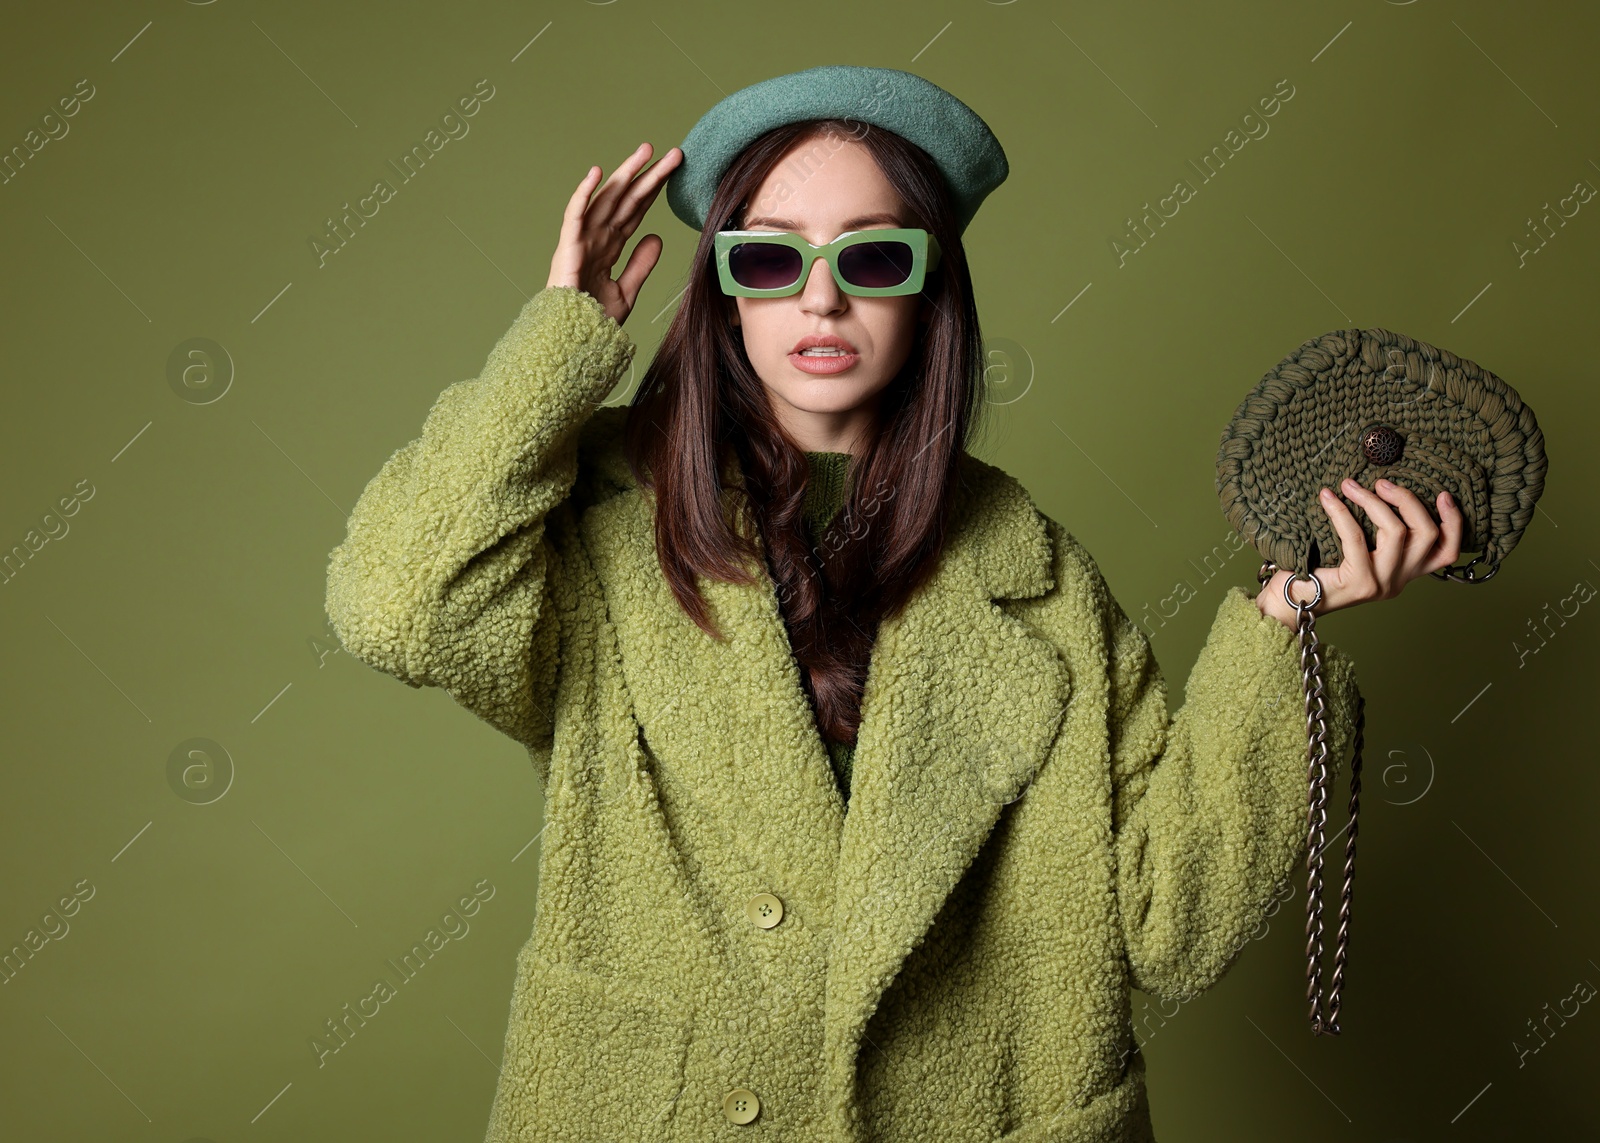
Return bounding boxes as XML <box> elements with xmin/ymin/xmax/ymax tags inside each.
<box><xmin>1255</xmin><ymin>586</ymin><xmax>1296</xmax><ymax>628</ymax></box>
<box><xmin>1254</xmin><ymin>569</ymin><xmax>1317</xmax><ymax>629</ymax></box>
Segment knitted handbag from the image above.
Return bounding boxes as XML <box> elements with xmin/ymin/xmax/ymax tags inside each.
<box><xmin>1214</xmin><ymin>327</ymin><xmax>1547</xmax><ymax>1036</ymax></box>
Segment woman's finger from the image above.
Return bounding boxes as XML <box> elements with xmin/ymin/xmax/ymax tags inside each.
<box><xmin>1319</xmin><ymin>486</ymin><xmax>1377</xmax><ymax>601</ymax></box>
<box><xmin>549</xmin><ymin>165</ymin><xmax>606</xmax><ymax>288</ymax></box>
<box><xmin>1425</xmin><ymin>490</ymin><xmax>1465</xmax><ymax>573</ymax></box>
<box><xmin>612</xmin><ymin>147</ymin><xmax>682</xmax><ymax>230</ymax></box>
<box><xmin>615</xmin><ymin>233</ymin><xmax>663</xmax><ymax>314</ymax></box>
<box><xmin>1373</xmin><ymin>478</ymin><xmax>1442</xmax><ymax>580</ymax></box>
<box><xmin>563</xmin><ymin>166</ymin><xmax>595</xmax><ymax>218</ymax></box>
<box><xmin>1338</xmin><ymin>479</ymin><xmax>1406</xmax><ymax>591</ymax></box>
<box><xmin>587</xmin><ymin>143</ymin><xmax>658</xmax><ymax>230</ymax></box>
<box><xmin>560</xmin><ymin>165</ymin><xmax>604</xmax><ymax>233</ymax></box>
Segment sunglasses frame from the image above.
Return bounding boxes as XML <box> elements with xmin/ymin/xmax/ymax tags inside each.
<box><xmin>712</xmin><ymin>227</ymin><xmax>942</xmax><ymax>298</ymax></box>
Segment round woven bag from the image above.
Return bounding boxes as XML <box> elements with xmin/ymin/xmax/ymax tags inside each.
<box><xmin>1215</xmin><ymin>327</ymin><xmax>1547</xmax><ymax>583</ymax></box>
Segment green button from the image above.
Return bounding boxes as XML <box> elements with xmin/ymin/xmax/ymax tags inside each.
<box><xmin>745</xmin><ymin>892</ymin><xmax>784</xmax><ymax>929</ymax></box>
<box><xmin>722</xmin><ymin>1087</ymin><xmax>760</xmax><ymax>1125</ymax></box>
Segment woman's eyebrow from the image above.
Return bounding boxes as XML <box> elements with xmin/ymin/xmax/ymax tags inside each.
<box><xmin>742</xmin><ymin>212</ymin><xmax>903</xmax><ymax>230</ymax></box>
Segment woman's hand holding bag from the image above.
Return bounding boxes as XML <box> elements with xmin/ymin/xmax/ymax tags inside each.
<box><xmin>1254</xmin><ymin>477</ymin><xmax>1464</xmax><ymax>628</ymax></box>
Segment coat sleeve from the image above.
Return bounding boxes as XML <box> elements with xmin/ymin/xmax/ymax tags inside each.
<box><xmin>323</xmin><ymin>286</ymin><xmax>636</xmax><ymax>781</ymax></box>
<box><xmin>1100</xmin><ymin>562</ymin><xmax>1363</xmax><ymax>1004</ymax></box>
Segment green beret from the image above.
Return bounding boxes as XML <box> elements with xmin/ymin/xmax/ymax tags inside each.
<box><xmin>666</xmin><ymin>65</ymin><xmax>1008</xmax><ymax>237</ymax></box>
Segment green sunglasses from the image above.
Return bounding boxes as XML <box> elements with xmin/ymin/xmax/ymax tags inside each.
<box><xmin>712</xmin><ymin>228</ymin><xmax>942</xmax><ymax>297</ymax></box>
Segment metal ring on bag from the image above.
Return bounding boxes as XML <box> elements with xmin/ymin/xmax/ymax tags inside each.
<box><xmin>1282</xmin><ymin>569</ymin><xmax>1323</xmax><ymax>611</ymax></box>
<box><xmin>1429</xmin><ymin>554</ymin><xmax>1501</xmax><ymax>584</ymax></box>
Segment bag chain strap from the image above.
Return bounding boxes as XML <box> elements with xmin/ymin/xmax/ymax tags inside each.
<box><xmin>1260</xmin><ymin>560</ymin><xmax>1366</xmax><ymax>1036</ymax></box>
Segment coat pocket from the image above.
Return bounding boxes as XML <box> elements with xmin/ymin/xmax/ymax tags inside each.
<box><xmin>485</xmin><ymin>954</ymin><xmax>691</xmax><ymax>1143</ymax></box>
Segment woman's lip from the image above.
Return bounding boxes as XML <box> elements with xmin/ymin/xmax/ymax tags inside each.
<box><xmin>788</xmin><ymin>350</ymin><xmax>861</xmax><ymax>375</ymax></box>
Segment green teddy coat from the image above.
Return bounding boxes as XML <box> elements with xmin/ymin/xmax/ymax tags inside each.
<box><xmin>324</xmin><ymin>285</ymin><xmax>1363</xmax><ymax>1142</ymax></box>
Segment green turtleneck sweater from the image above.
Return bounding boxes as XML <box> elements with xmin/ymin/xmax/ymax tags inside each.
<box><xmin>802</xmin><ymin>450</ymin><xmax>856</xmax><ymax>804</ymax></box>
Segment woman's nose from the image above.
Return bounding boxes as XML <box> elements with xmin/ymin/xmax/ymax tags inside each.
<box><xmin>800</xmin><ymin>255</ymin><xmax>845</xmax><ymax>311</ymax></box>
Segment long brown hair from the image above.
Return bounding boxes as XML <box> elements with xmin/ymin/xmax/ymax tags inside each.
<box><xmin>622</xmin><ymin>118</ymin><xmax>988</xmax><ymax>747</ymax></box>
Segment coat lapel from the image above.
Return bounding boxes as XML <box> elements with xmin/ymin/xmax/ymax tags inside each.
<box><xmin>816</xmin><ymin>461</ymin><xmax>1071</xmax><ymax>1134</ymax></box>
<box><xmin>584</xmin><ymin>451</ymin><xmax>1070</xmax><ymax>1130</ymax></box>
<box><xmin>583</xmin><ymin>465</ymin><xmax>848</xmax><ymax>927</ymax></box>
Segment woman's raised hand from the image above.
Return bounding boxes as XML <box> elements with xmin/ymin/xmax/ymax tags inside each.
<box><xmin>1255</xmin><ymin>479</ymin><xmax>1464</xmax><ymax>627</ymax></box>
<box><xmin>547</xmin><ymin>142</ymin><xmax>683</xmax><ymax>327</ymax></box>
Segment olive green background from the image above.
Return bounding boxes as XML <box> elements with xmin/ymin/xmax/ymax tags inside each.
<box><xmin>2</xmin><ymin>1</ymin><xmax>1595</xmax><ymax>1140</ymax></box>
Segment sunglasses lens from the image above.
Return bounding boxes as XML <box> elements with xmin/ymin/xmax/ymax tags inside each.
<box><xmin>727</xmin><ymin>242</ymin><xmax>803</xmax><ymax>291</ymax></box>
<box><xmin>839</xmin><ymin>241</ymin><xmax>916</xmax><ymax>290</ymax></box>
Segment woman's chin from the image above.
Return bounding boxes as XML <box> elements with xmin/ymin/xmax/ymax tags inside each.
<box><xmin>765</xmin><ymin>379</ymin><xmax>881</xmax><ymax>417</ymax></box>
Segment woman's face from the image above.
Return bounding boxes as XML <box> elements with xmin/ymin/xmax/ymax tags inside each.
<box><xmin>730</xmin><ymin>135</ymin><xmax>924</xmax><ymax>453</ymax></box>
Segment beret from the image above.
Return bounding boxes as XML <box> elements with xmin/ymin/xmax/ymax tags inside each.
<box><xmin>665</xmin><ymin>65</ymin><xmax>1008</xmax><ymax>237</ymax></box>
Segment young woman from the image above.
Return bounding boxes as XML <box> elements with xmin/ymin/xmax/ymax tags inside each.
<box><xmin>326</xmin><ymin>68</ymin><xmax>1461</xmax><ymax>1143</ymax></box>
